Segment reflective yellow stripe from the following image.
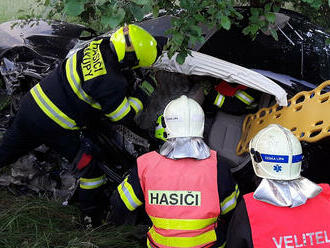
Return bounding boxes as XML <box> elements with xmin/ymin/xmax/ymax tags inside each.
<box><xmin>149</xmin><ymin>226</ymin><xmax>217</xmax><ymax>247</ymax></box>
<box><xmin>221</xmin><ymin>184</ymin><xmax>240</xmax><ymax>215</ymax></box>
<box><xmin>117</xmin><ymin>177</ymin><xmax>143</xmax><ymax>211</ymax></box>
<box><xmin>219</xmin><ymin>241</ymin><xmax>226</xmax><ymax>248</ymax></box>
<box><xmin>155</xmin><ymin>126</ymin><xmax>166</xmax><ymax>141</ymax></box>
<box><xmin>80</xmin><ymin>175</ymin><xmax>106</xmax><ymax>189</ymax></box>
<box><xmin>234</xmin><ymin>90</ymin><xmax>254</xmax><ymax>105</ymax></box>
<box><xmin>149</xmin><ymin>216</ymin><xmax>217</xmax><ymax>230</ymax></box>
<box><xmin>105</xmin><ymin>97</ymin><xmax>131</xmax><ymax>121</ymax></box>
<box><xmin>30</xmin><ymin>84</ymin><xmax>78</xmax><ymax>130</ymax></box>
<box><xmin>147</xmin><ymin>239</ymin><xmax>152</xmax><ymax>248</ymax></box>
<box><xmin>155</xmin><ymin>125</ymin><xmax>165</xmax><ymax>132</ymax></box>
<box><xmin>214</xmin><ymin>93</ymin><xmax>225</xmax><ymax>108</ymax></box>
<box><xmin>128</xmin><ymin>97</ymin><xmax>143</xmax><ymax>114</ymax></box>
<box><xmin>65</xmin><ymin>53</ymin><xmax>102</xmax><ymax>109</ymax></box>
<box><xmin>154</xmin><ymin>114</ymin><xmax>167</xmax><ymax>141</ymax></box>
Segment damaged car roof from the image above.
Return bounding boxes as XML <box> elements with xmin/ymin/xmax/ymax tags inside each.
<box><xmin>140</xmin><ymin>8</ymin><xmax>330</xmax><ymax>86</ymax></box>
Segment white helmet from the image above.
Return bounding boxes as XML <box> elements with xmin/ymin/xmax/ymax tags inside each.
<box><xmin>249</xmin><ymin>124</ymin><xmax>303</xmax><ymax>180</ymax></box>
<box><xmin>163</xmin><ymin>95</ymin><xmax>204</xmax><ymax>139</ymax></box>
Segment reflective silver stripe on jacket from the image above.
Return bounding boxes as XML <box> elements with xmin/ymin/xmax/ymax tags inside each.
<box><xmin>128</xmin><ymin>97</ymin><xmax>143</xmax><ymax>114</ymax></box>
<box><xmin>105</xmin><ymin>97</ymin><xmax>131</xmax><ymax>122</ymax></box>
<box><xmin>65</xmin><ymin>53</ymin><xmax>102</xmax><ymax>109</ymax></box>
<box><xmin>80</xmin><ymin>175</ymin><xmax>106</xmax><ymax>189</ymax></box>
<box><xmin>214</xmin><ymin>92</ymin><xmax>225</xmax><ymax>108</ymax></box>
<box><xmin>117</xmin><ymin>177</ymin><xmax>143</xmax><ymax>211</ymax></box>
<box><xmin>221</xmin><ymin>184</ymin><xmax>240</xmax><ymax>214</ymax></box>
<box><xmin>30</xmin><ymin>84</ymin><xmax>78</xmax><ymax>130</ymax></box>
<box><xmin>234</xmin><ymin>90</ymin><xmax>254</xmax><ymax>105</ymax></box>
<box><xmin>119</xmin><ymin>180</ymin><xmax>142</xmax><ymax>209</ymax></box>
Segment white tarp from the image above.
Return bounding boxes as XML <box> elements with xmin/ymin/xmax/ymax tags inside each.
<box><xmin>152</xmin><ymin>51</ymin><xmax>288</xmax><ymax>106</ymax></box>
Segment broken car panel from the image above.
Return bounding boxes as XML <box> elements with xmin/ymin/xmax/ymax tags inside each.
<box><xmin>0</xmin><ymin>8</ymin><xmax>329</xmax><ymax>199</ymax></box>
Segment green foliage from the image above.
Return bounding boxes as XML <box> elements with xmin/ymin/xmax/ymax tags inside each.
<box><xmin>21</xmin><ymin>0</ymin><xmax>330</xmax><ymax>63</ymax></box>
<box><xmin>290</xmin><ymin>0</ymin><xmax>330</xmax><ymax>32</ymax></box>
<box><xmin>64</xmin><ymin>0</ymin><xmax>87</xmax><ymax>16</ymax></box>
<box><xmin>242</xmin><ymin>2</ymin><xmax>281</xmax><ymax>40</ymax></box>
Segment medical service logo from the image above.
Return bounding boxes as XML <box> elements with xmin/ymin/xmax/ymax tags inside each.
<box><xmin>82</xmin><ymin>39</ymin><xmax>107</xmax><ymax>81</ymax></box>
<box><xmin>148</xmin><ymin>190</ymin><xmax>201</xmax><ymax>206</ymax></box>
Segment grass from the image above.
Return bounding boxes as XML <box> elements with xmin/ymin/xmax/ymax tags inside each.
<box><xmin>0</xmin><ymin>0</ymin><xmax>45</xmax><ymax>23</ymax></box>
<box><xmin>0</xmin><ymin>188</ymin><xmax>146</xmax><ymax>248</ymax></box>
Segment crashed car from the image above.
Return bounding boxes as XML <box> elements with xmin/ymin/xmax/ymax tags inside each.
<box><xmin>0</xmin><ymin>19</ymin><xmax>97</xmax><ymax>199</ymax></box>
<box><xmin>0</xmin><ymin>8</ymin><xmax>329</xmax><ymax>201</ymax></box>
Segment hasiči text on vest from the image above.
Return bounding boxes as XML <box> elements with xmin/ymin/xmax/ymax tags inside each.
<box><xmin>148</xmin><ymin>190</ymin><xmax>201</xmax><ymax>206</ymax></box>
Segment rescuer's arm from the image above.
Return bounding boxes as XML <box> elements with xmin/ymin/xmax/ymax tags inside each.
<box><xmin>205</xmin><ymin>89</ymin><xmax>250</xmax><ymax>115</ymax></box>
<box><xmin>109</xmin><ymin>164</ymin><xmax>145</xmax><ymax>225</ymax></box>
<box><xmin>82</xmin><ymin>67</ymin><xmax>136</xmax><ymax>121</ymax></box>
<box><xmin>83</xmin><ymin>67</ymin><xmax>156</xmax><ymax>127</ymax></box>
<box><xmin>211</xmin><ymin>155</ymin><xmax>241</xmax><ymax>247</ymax></box>
<box><xmin>204</xmin><ymin>81</ymin><xmax>257</xmax><ymax>115</ymax></box>
<box><xmin>226</xmin><ymin>199</ymin><xmax>253</xmax><ymax>248</ymax></box>
<box><xmin>217</xmin><ymin>154</ymin><xmax>241</xmax><ymax>221</ymax></box>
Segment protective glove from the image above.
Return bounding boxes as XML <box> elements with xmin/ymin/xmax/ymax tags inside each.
<box><xmin>132</xmin><ymin>76</ymin><xmax>157</xmax><ymax>109</ymax></box>
<box><xmin>137</xmin><ymin>76</ymin><xmax>157</xmax><ymax>97</ymax></box>
<box><xmin>71</xmin><ymin>137</ymin><xmax>97</xmax><ymax>178</ymax></box>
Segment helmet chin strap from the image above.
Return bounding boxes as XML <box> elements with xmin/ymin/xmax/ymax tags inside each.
<box><xmin>110</xmin><ymin>26</ymin><xmax>139</xmax><ymax>69</ymax></box>
<box><xmin>122</xmin><ymin>25</ymin><xmax>139</xmax><ymax>68</ymax></box>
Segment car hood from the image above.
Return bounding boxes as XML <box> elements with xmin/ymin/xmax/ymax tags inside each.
<box><xmin>140</xmin><ymin>8</ymin><xmax>330</xmax><ymax>85</ymax></box>
<box><xmin>0</xmin><ymin>19</ymin><xmax>95</xmax><ymax>59</ymax></box>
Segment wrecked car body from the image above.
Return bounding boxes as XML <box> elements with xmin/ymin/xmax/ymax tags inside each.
<box><xmin>198</xmin><ymin>8</ymin><xmax>330</xmax><ymax>86</ymax></box>
<box><xmin>140</xmin><ymin>8</ymin><xmax>330</xmax><ymax>88</ymax></box>
<box><xmin>0</xmin><ymin>19</ymin><xmax>96</xmax><ymax>99</ymax></box>
<box><xmin>0</xmin><ymin>9</ymin><xmax>329</xmax><ymax>200</ymax></box>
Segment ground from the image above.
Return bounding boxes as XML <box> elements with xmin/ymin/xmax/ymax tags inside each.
<box><xmin>0</xmin><ymin>187</ymin><xmax>146</xmax><ymax>248</ymax></box>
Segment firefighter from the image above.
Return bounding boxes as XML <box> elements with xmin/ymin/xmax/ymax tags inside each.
<box><xmin>204</xmin><ymin>80</ymin><xmax>257</xmax><ymax>115</ymax></box>
<box><xmin>110</xmin><ymin>95</ymin><xmax>240</xmax><ymax>248</ymax></box>
<box><xmin>226</xmin><ymin>124</ymin><xmax>330</xmax><ymax>248</ymax></box>
<box><xmin>0</xmin><ymin>24</ymin><xmax>164</xmax><ymax>227</ymax></box>
<box><xmin>154</xmin><ymin>79</ymin><xmax>257</xmax><ymax>144</ymax></box>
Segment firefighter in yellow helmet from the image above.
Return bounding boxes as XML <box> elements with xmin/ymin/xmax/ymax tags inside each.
<box><xmin>0</xmin><ymin>24</ymin><xmax>166</xmax><ymax>227</ymax></box>
<box><xmin>111</xmin><ymin>24</ymin><xmax>159</xmax><ymax>68</ymax></box>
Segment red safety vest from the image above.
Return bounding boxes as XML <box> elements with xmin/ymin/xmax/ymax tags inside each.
<box><xmin>137</xmin><ymin>150</ymin><xmax>220</xmax><ymax>248</ymax></box>
<box><xmin>244</xmin><ymin>183</ymin><xmax>330</xmax><ymax>248</ymax></box>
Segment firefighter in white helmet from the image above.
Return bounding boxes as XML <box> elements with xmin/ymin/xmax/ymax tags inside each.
<box><xmin>110</xmin><ymin>95</ymin><xmax>240</xmax><ymax>248</ymax></box>
<box><xmin>227</xmin><ymin>124</ymin><xmax>330</xmax><ymax>248</ymax></box>
<box><xmin>154</xmin><ymin>78</ymin><xmax>258</xmax><ymax>144</ymax></box>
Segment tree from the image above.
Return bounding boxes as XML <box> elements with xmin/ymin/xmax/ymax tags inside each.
<box><xmin>29</xmin><ymin>0</ymin><xmax>330</xmax><ymax>64</ymax></box>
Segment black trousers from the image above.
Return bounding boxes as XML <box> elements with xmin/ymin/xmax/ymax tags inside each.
<box><xmin>0</xmin><ymin>93</ymin><xmax>106</xmax><ymax>221</ymax></box>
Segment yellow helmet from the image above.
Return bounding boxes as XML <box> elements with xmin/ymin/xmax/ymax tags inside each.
<box><xmin>110</xmin><ymin>24</ymin><xmax>158</xmax><ymax>68</ymax></box>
